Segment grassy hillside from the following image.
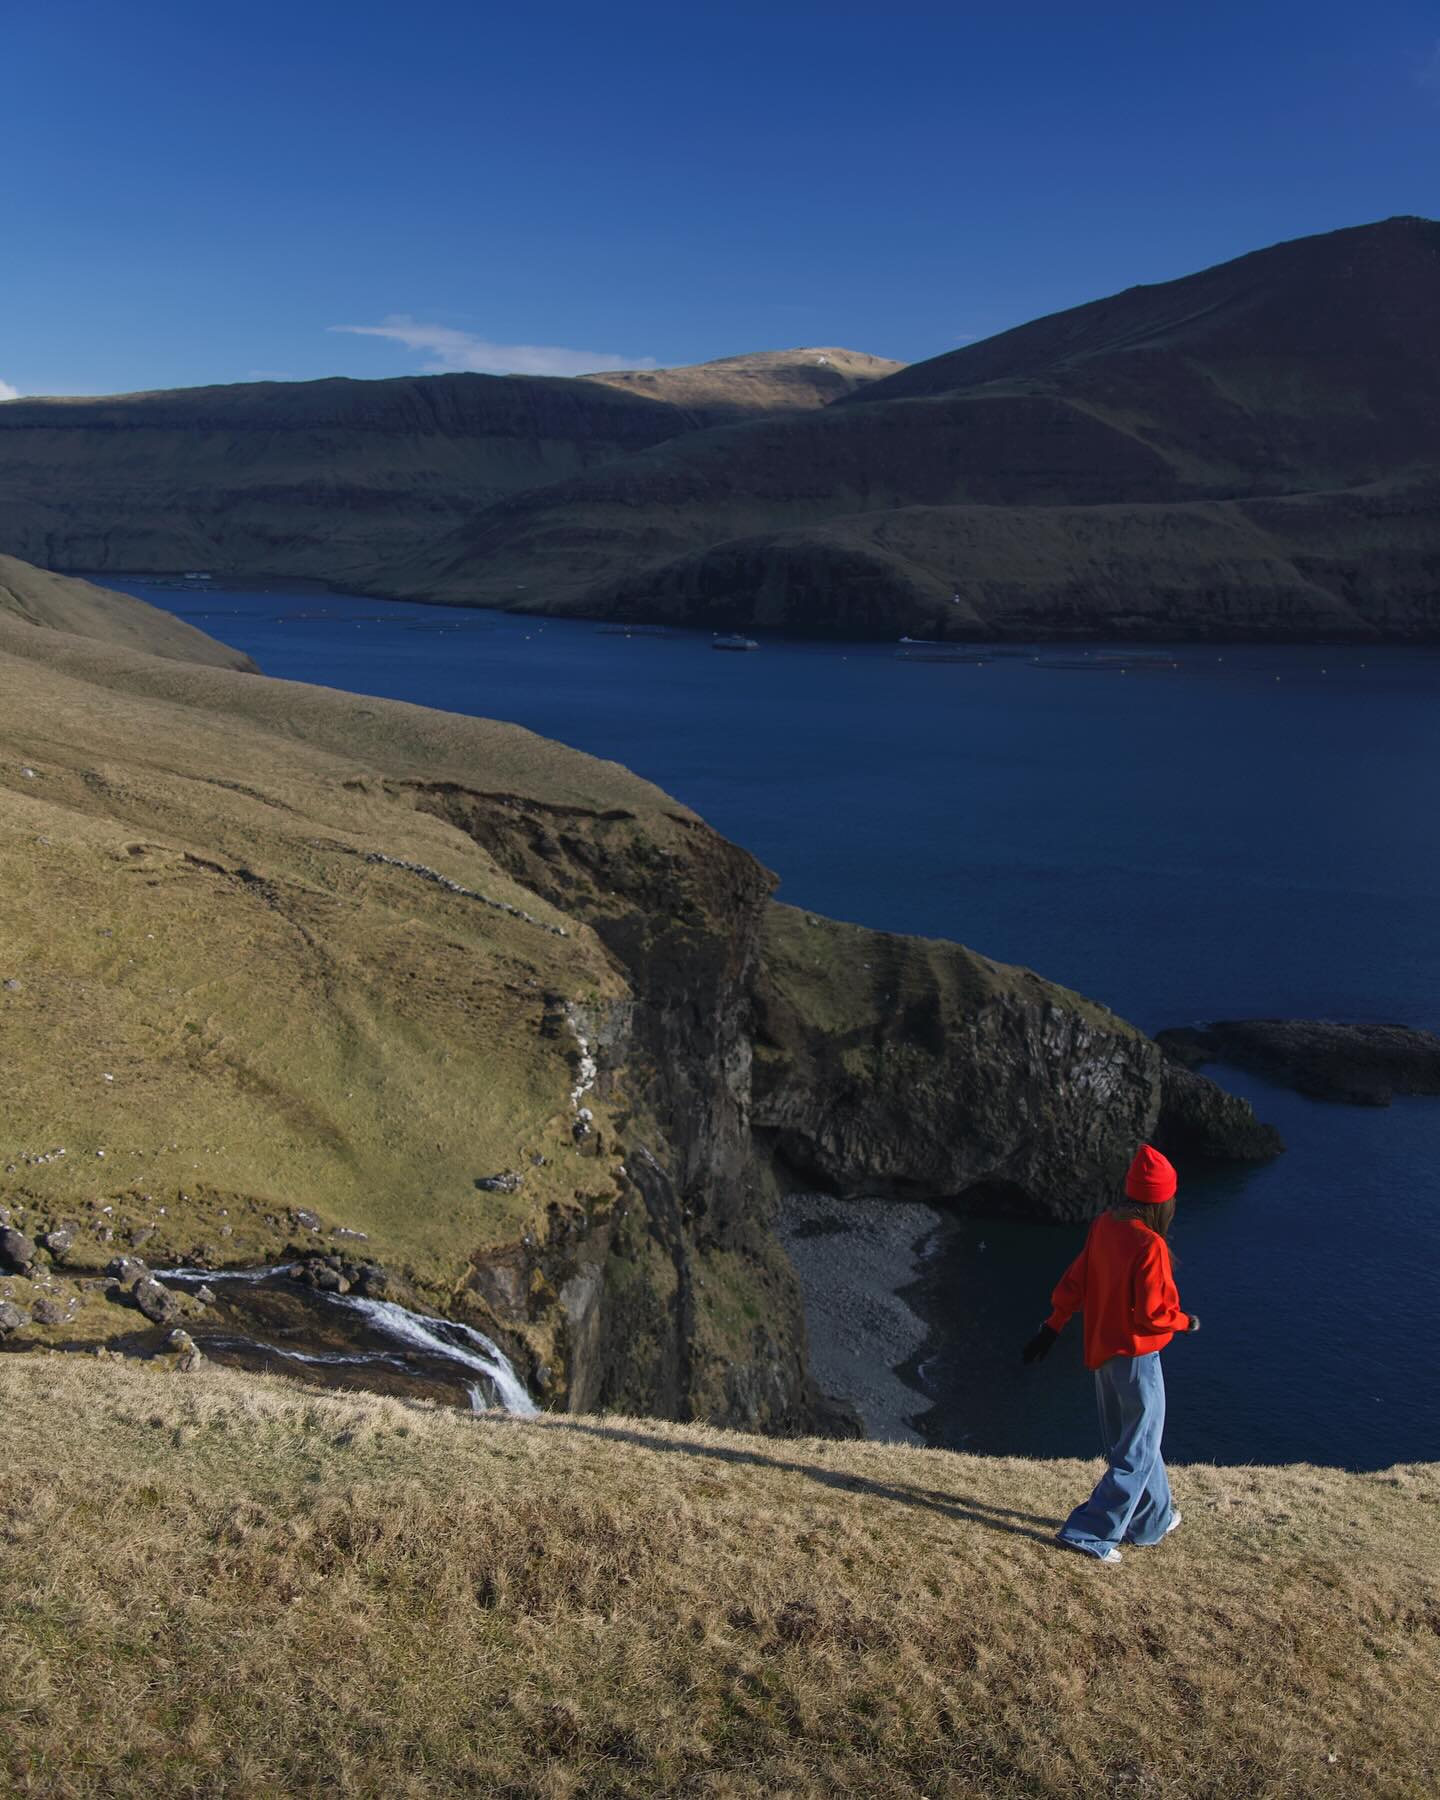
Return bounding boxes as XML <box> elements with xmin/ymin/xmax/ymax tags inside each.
<box><xmin>584</xmin><ymin>347</ymin><xmax>902</xmax><ymax>413</ymax></box>
<box><xmin>0</xmin><ymin>554</ymin><xmax>257</xmax><ymax>670</ymax></box>
<box><xmin>0</xmin><ymin>599</ymin><xmax>844</xmax><ymax>1427</ymax></box>
<box><xmin>0</xmin><ymin>609</ymin><xmax>661</xmax><ymax>1357</ymax></box>
<box><xmin>2</xmin><ymin>1355</ymin><xmax>1436</xmax><ymax>1797</ymax></box>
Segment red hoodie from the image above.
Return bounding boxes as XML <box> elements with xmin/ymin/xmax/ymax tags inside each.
<box><xmin>1046</xmin><ymin>1211</ymin><xmax>1192</xmax><ymax>1370</ymax></box>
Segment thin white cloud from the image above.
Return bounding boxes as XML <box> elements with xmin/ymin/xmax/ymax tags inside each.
<box><xmin>0</xmin><ymin>378</ymin><xmax>20</xmax><ymax>401</ymax></box>
<box><xmin>330</xmin><ymin>315</ymin><xmax>655</xmax><ymax>377</ymax></box>
<box><xmin>1420</xmin><ymin>39</ymin><xmax>1440</xmax><ymax>94</ymax></box>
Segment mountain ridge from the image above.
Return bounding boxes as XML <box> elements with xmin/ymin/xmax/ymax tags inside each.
<box><xmin>0</xmin><ymin>349</ymin><xmax>899</xmax><ymax>584</ymax></box>
<box><xmin>386</xmin><ymin>215</ymin><xmax>1440</xmax><ymax>639</ymax></box>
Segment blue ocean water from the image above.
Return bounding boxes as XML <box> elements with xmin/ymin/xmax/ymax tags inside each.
<box><xmin>107</xmin><ymin>582</ymin><xmax>1440</xmax><ymax>1468</ymax></box>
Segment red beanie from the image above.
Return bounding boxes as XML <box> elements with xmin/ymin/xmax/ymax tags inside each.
<box><xmin>1125</xmin><ymin>1144</ymin><xmax>1178</xmax><ymax>1204</ymax></box>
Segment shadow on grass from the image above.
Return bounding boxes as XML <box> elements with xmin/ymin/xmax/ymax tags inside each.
<box><xmin>539</xmin><ymin>1418</ymin><xmax>1061</xmax><ymax>1544</ymax></box>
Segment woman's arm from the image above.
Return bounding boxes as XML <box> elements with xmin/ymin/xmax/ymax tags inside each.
<box><xmin>1131</xmin><ymin>1235</ymin><xmax>1193</xmax><ymax>1335</ymax></box>
<box><xmin>1045</xmin><ymin>1245</ymin><xmax>1088</xmax><ymax>1333</ymax></box>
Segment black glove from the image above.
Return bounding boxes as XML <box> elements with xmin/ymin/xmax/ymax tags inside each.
<box><xmin>1022</xmin><ymin>1324</ymin><xmax>1058</xmax><ymax>1365</ymax></box>
<box><xmin>1186</xmin><ymin>1314</ymin><xmax>1201</xmax><ymax>1333</ymax></box>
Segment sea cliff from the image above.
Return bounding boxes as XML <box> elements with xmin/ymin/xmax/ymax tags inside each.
<box><xmin>0</xmin><ymin>558</ymin><xmax>1276</xmax><ymax>1431</ymax></box>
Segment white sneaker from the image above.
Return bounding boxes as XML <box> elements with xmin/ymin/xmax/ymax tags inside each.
<box><xmin>1056</xmin><ymin>1532</ymin><xmax>1123</xmax><ymax>1564</ymax></box>
<box><xmin>1128</xmin><ymin>1510</ymin><xmax>1183</xmax><ymax>1547</ymax></box>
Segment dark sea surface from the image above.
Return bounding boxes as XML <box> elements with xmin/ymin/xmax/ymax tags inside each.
<box><xmin>105</xmin><ymin>581</ymin><xmax>1440</xmax><ymax>1469</ymax></box>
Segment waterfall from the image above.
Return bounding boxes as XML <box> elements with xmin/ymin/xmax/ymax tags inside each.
<box><xmin>335</xmin><ymin>1295</ymin><xmax>537</xmax><ymax>1417</ymax></box>
<box><xmin>156</xmin><ymin>1266</ymin><xmax>537</xmax><ymax>1415</ymax></box>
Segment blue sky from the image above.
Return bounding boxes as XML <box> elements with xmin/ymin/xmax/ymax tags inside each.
<box><xmin>4</xmin><ymin>0</ymin><xmax>1438</xmax><ymax>398</ymax></box>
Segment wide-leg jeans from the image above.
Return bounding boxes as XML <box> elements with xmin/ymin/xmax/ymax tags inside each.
<box><xmin>1057</xmin><ymin>1350</ymin><xmax>1175</xmax><ymax>1557</ymax></box>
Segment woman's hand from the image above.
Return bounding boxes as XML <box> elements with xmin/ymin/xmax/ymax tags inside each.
<box><xmin>1021</xmin><ymin>1324</ymin><xmax>1058</xmax><ymax>1364</ymax></box>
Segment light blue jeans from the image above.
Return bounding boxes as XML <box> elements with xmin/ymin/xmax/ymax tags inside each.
<box><xmin>1057</xmin><ymin>1351</ymin><xmax>1175</xmax><ymax>1557</ymax></box>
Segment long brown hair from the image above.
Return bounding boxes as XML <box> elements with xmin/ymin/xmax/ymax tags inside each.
<box><xmin>1110</xmin><ymin>1197</ymin><xmax>1175</xmax><ymax>1240</ymax></box>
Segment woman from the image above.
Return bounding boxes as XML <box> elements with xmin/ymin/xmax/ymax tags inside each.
<box><xmin>1021</xmin><ymin>1144</ymin><xmax>1199</xmax><ymax>1564</ymax></box>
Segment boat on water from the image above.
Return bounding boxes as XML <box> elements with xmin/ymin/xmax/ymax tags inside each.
<box><xmin>711</xmin><ymin>633</ymin><xmax>760</xmax><ymax>652</ymax></box>
<box><xmin>895</xmin><ymin>638</ymin><xmax>989</xmax><ymax>664</ymax></box>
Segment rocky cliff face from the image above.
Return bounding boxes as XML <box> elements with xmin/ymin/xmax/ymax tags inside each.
<box><xmin>410</xmin><ymin>785</ymin><xmax>820</xmax><ymax>1430</ymax></box>
<box><xmin>752</xmin><ymin>906</ymin><xmax>1280</xmax><ymax>1221</ymax></box>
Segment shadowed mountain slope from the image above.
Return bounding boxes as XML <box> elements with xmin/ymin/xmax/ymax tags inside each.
<box><xmin>391</xmin><ymin>217</ymin><xmax>1440</xmax><ymax>639</ymax></box>
<box><xmin>0</xmin><ymin>351</ymin><xmax>897</xmax><ymax>584</ymax></box>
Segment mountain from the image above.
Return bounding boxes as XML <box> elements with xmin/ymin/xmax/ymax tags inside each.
<box><xmin>387</xmin><ymin>217</ymin><xmax>1440</xmax><ymax>639</ymax></box>
<box><xmin>0</xmin><ymin>553</ymin><xmax>256</xmax><ymax>670</ymax></box>
<box><xmin>0</xmin><ymin>350</ymin><xmax>899</xmax><ymax>584</ymax></box>
<box><xmin>583</xmin><ymin>346</ymin><xmax>900</xmax><ymax>412</ymax></box>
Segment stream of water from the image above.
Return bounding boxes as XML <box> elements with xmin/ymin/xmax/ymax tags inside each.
<box><xmin>158</xmin><ymin>1267</ymin><xmax>537</xmax><ymax>1414</ymax></box>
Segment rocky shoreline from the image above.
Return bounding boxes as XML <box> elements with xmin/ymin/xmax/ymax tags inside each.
<box><xmin>777</xmin><ymin>1192</ymin><xmax>947</xmax><ymax>1444</ymax></box>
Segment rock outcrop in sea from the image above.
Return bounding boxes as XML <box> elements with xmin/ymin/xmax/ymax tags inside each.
<box><xmin>752</xmin><ymin>906</ymin><xmax>1280</xmax><ymax>1223</ymax></box>
<box><xmin>1158</xmin><ymin>1019</ymin><xmax>1440</xmax><ymax>1106</ymax></box>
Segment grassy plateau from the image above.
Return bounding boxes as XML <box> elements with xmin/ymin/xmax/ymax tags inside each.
<box><xmin>3</xmin><ymin>1356</ymin><xmax>1437</xmax><ymax>1798</ymax></box>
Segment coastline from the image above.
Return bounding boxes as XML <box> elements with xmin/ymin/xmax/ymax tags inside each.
<box><xmin>777</xmin><ymin>1191</ymin><xmax>948</xmax><ymax>1444</ymax></box>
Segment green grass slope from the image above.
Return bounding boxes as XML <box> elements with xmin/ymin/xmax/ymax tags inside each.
<box><xmin>0</xmin><ymin>554</ymin><xmax>257</xmax><ymax>670</ymax></box>
<box><xmin>2</xmin><ymin>1356</ymin><xmax>1436</xmax><ymax>1797</ymax></box>
<box><xmin>0</xmin><ymin>611</ymin><xmax>662</xmax><ymax>1333</ymax></box>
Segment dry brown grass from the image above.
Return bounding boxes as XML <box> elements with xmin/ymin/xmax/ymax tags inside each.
<box><xmin>3</xmin><ymin>1355</ymin><xmax>1437</xmax><ymax>1798</ymax></box>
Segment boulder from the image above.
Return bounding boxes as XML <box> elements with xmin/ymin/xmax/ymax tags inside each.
<box><xmin>0</xmin><ymin>1226</ymin><xmax>37</xmax><ymax>1274</ymax></box>
<box><xmin>132</xmin><ymin>1274</ymin><xmax>180</xmax><ymax>1325</ymax></box>
<box><xmin>0</xmin><ymin>1299</ymin><xmax>29</xmax><ymax>1336</ymax></box>
<box><xmin>475</xmin><ymin>1171</ymin><xmax>523</xmax><ymax>1194</ymax></box>
<box><xmin>165</xmin><ymin>1327</ymin><xmax>205</xmax><ymax>1372</ymax></box>
<box><xmin>287</xmin><ymin>1257</ymin><xmax>355</xmax><ymax>1295</ymax></box>
<box><xmin>30</xmin><ymin>1296</ymin><xmax>72</xmax><ymax>1327</ymax></box>
<box><xmin>40</xmin><ymin>1226</ymin><xmax>75</xmax><ymax>1258</ymax></box>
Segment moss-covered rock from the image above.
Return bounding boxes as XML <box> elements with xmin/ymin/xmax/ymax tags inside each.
<box><xmin>752</xmin><ymin>904</ymin><xmax>1279</xmax><ymax>1221</ymax></box>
